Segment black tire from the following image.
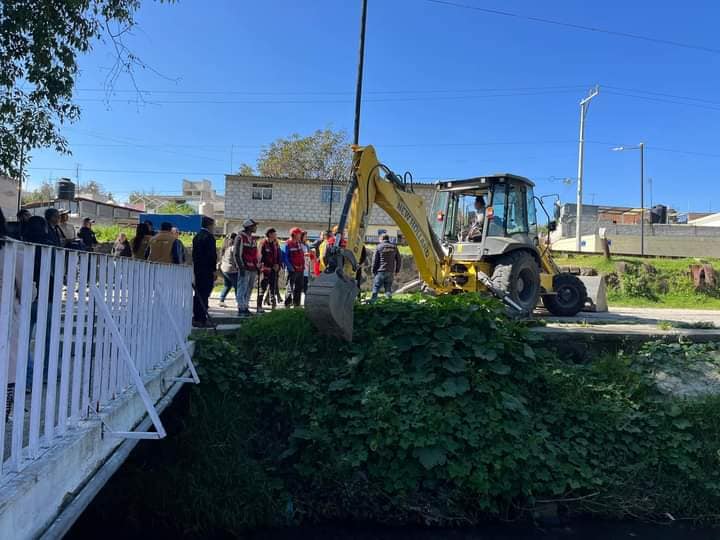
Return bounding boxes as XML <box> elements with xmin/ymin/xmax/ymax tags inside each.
<box><xmin>490</xmin><ymin>251</ymin><xmax>541</xmax><ymax>314</ymax></box>
<box><xmin>542</xmin><ymin>273</ymin><xmax>588</xmax><ymax>316</ymax></box>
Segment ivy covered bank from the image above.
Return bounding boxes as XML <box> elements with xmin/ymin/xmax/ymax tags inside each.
<box><xmin>96</xmin><ymin>296</ymin><xmax>720</xmax><ymax>535</ymax></box>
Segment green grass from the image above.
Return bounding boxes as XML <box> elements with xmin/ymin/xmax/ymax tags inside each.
<box><xmin>553</xmin><ymin>253</ymin><xmax>720</xmax><ymax>274</ymax></box>
<box><xmin>554</xmin><ymin>253</ymin><xmax>720</xmax><ymax>310</ymax></box>
<box><xmin>93</xmin><ymin>224</ymin><xmax>223</xmax><ymax>248</ymax></box>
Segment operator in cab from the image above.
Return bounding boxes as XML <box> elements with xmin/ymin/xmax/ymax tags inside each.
<box><xmin>465</xmin><ymin>196</ymin><xmax>486</xmax><ymax>242</ymax></box>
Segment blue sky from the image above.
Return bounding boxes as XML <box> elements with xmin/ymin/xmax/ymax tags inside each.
<box><xmin>27</xmin><ymin>0</ymin><xmax>720</xmax><ymax>213</ymax></box>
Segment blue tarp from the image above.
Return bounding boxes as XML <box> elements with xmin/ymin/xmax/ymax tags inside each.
<box><xmin>139</xmin><ymin>214</ymin><xmax>204</xmax><ymax>233</ymax></box>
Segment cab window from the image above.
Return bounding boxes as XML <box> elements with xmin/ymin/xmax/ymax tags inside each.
<box><xmin>506</xmin><ymin>184</ymin><xmax>528</xmax><ymax>235</ymax></box>
<box><xmin>526</xmin><ymin>186</ymin><xmax>537</xmax><ymax>233</ymax></box>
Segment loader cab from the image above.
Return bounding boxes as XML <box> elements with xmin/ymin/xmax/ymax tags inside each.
<box><xmin>431</xmin><ymin>175</ymin><xmax>539</xmax><ymax>252</ymax></box>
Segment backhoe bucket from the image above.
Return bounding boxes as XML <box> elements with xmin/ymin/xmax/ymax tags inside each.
<box><xmin>305</xmin><ymin>271</ymin><xmax>359</xmax><ymax>341</ymax></box>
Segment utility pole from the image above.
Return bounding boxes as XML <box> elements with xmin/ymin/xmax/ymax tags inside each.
<box><xmin>328</xmin><ymin>177</ymin><xmax>334</xmax><ymax>231</ymax></box>
<box><xmin>612</xmin><ymin>142</ymin><xmax>646</xmax><ymax>256</ymax></box>
<box><xmin>353</xmin><ymin>0</ymin><xmax>368</xmax><ymax>146</ymax></box>
<box><xmin>335</xmin><ymin>0</ymin><xmax>368</xmax><ymax>239</ymax></box>
<box><xmin>639</xmin><ymin>142</ymin><xmax>644</xmax><ymax>256</ymax></box>
<box><xmin>575</xmin><ymin>85</ymin><xmax>600</xmax><ymax>252</ymax></box>
<box><xmin>230</xmin><ymin>145</ymin><xmax>234</xmax><ymax>174</ymax></box>
<box><xmin>75</xmin><ymin>163</ymin><xmax>81</xmax><ymax>194</ymax></box>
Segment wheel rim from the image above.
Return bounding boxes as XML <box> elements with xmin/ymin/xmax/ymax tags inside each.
<box><xmin>516</xmin><ymin>268</ymin><xmax>537</xmax><ymax>303</ymax></box>
<box><xmin>557</xmin><ymin>284</ymin><xmax>579</xmax><ymax>306</ymax></box>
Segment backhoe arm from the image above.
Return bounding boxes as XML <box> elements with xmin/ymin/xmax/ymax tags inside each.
<box><xmin>306</xmin><ymin>145</ymin><xmax>449</xmax><ymax>340</ymax></box>
<box><xmin>341</xmin><ymin>145</ymin><xmax>447</xmax><ymax>288</ymax></box>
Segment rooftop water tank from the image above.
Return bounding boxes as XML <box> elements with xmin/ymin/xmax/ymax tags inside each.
<box><xmin>56</xmin><ymin>178</ymin><xmax>75</xmax><ymax>201</ymax></box>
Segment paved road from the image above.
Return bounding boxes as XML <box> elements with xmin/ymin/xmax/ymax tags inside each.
<box><xmin>545</xmin><ymin>306</ymin><xmax>720</xmax><ymax>326</ymax></box>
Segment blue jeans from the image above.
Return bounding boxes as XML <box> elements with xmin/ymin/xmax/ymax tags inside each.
<box><xmin>371</xmin><ymin>271</ymin><xmax>394</xmax><ymax>300</ymax></box>
<box><xmin>236</xmin><ymin>270</ymin><xmax>257</xmax><ymax>311</ymax></box>
<box><xmin>219</xmin><ymin>272</ymin><xmax>238</xmax><ymax>302</ymax></box>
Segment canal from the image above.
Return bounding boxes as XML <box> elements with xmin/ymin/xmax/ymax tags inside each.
<box><xmin>66</xmin><ymin>390</ymin><xmax>720</xmax><ymax>540</ymax></box>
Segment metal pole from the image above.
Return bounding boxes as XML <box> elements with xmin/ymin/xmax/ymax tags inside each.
<box><xmin>353</xmin><ymin>0</ymin><xmax>368</xmax><ymax>146</ymax></box>
<box><xmin>640</xmin><ymin>142</ymin><xmax>644</xmax><ymax>256</ymax></box>
<box><xmin>574</xmin><ymin>86</ymin><xmax>599</xmax><ymax>252</ymax></box>
<box><xmin>328</xmin><ymin>176</ymin><xmax>334</xmax><ymax>231</ymax></box>
<box><xmin>336</xmin><ymin>0</ymin><xmax>368</xmax><ymax>238</ymax></box>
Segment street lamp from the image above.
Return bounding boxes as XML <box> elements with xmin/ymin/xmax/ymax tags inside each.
<box><xmin>575</xmin><ymin>85</ymin><xmax>600</xmax><ymax>252</ymax></box>
<box><xmin>612</xmin><ymin>143</ymin><xmax>645</xmax><ymax>256</ymax></box>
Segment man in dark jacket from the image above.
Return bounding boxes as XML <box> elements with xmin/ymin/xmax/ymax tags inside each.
<box><xmin>77</xmin><ymin>217</ymin><xmax>98</xmax><ymax>251</ymax></box>
<box><xmin>370</xmin><ymin>234</ymin><xmax>402</xmax><ymax>302</ymax></box>
<box><xmin>44</xmin><ymin>208</ymin><xmax>63</xmax><ymax>247</ymax></box>
<box><xmin>192</xmin><ymin>216</ymin><xmax>217</xmax><ymax>327</ymax></box>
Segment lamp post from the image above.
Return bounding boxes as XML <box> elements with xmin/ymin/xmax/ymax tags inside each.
<box><xmin>575</xmin><ymin>85</ymin><xmax>600</xmax><ymax>252</ymax></box>
<box><xmin>612</xmin><ymin>143</ymin><xmax>645</xmax><ymax>256</ymax></box>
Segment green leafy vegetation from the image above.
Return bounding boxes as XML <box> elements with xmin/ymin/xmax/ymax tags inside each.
<box><xmin>156</xmin><ymin>201</ymin><xmax>196</xmax><ymax>215</ymax></box>
<box><xmin>93</xmin><ymin>224</ymin><xmax>209</xmax><ymax>248</ymax></box>
<box><xmin>95</xmin><ymin>296</ymin><xmax>720</xmax><ymax>535</ymax></box>
<box><xmin>237</xmin><ymin>127</ymin><xmax>349</xmax><ymax>179</ymax></box>
<box><xmin>554</xmin><ymin>254</ymin><xmax>720</xmax><ymax>309</ymax></box>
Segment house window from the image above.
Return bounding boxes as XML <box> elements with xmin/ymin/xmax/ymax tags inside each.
<box><xmin>321</xmin><ymin>184</ymin><xmax>342</xmax><ymax>204</ymax></box>
<box><xmin>252</xmin><ymin>183</ymin><xmax>272</xmax><ymax>200</ymax></box>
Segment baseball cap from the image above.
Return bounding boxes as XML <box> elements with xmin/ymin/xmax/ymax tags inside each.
<box><xmin>242</xmin><ymin>218</ymin><xmax>257</xmax><ymax>228</ymax></box>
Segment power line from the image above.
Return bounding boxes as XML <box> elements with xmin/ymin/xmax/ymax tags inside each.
<box><xmin>36</xmin><ymin>138</ymin><xmax>720</xmax><ymax>158</ymax></box>
<box><xmin>70</xmin><ymin>89</ymin><xmax>584</xmax><ymax>105</ymax></box>
<box><xmin>604</xmin><ymin>90</ymin><xmax>720</xmax><ymax>112</ymax></box>
<box><xmin>604</xmin><ymin>85</ymin><xmax>720</xmax><ymax>106</ymax></box>
<box><xmin>424</xmin><ymin>0</ymin><xmax>720</xmax><ymax>55</ymax></box>
<box><xmin>66</xmin><ymin>139</ymin><xmax>583</xmax><ymax>150</ymax></box>
<box><xmin>73</xmin><ymin>84</ymin><xmax>590</xmax><ymax>96</ymax></box>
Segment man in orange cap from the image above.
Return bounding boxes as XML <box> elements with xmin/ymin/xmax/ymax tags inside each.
<box><xmin>283</xmin><ymin>227</ymin><xmax>306</xmax><ymax>307</ymax></box>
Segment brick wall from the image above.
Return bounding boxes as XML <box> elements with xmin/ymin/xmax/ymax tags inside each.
<box><xmin>224</xmin><ymin>175</ymin><xmax>436</xmax><ymax>234</ymax></box>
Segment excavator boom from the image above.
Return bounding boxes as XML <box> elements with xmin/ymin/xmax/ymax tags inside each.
<box><xmin>305</xmin><ymin>145</ymin><xmax>448</xmax><ymax>340</ymax></box>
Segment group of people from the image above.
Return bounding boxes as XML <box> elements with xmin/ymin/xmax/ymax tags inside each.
<box><xmin>118</xmin><ymin>220</ymin><xmax>186</xmax><ymax>264</ymax></box>
<box><xmin>10</xmin><ymin>208</ymin><xmax>98</xmax><ymax>251</ymax></box>
<box><xmin>211</xmin><ymin>220</ymin><xmax>317</xmax><ymax>322</ymax></box>
<box><xmin>196</xmin><ymin>218</ymin><xmax>403</xmax><ymax>326</ymax></box>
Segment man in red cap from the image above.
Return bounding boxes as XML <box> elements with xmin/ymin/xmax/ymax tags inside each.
<box><xmin>233</xmin><ymin>218</ymin><xmax>259</xmax><ymax>316</ymax></box>
<box><xmin>283</xmin><ymin>227</ymin><xmax>306</xmax><ymax>307</ymax></box>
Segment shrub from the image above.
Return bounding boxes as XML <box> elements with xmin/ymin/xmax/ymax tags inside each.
<box><xmin>110</xmin><ymin>298</ymin><xmax>720</xmax><ymax>534</ymax></box>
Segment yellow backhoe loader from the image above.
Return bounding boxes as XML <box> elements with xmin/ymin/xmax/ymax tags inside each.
<box><xmin>305</xmin><ymin>145</ymin><xmax>587</xmax><ymax>340</ymax></box>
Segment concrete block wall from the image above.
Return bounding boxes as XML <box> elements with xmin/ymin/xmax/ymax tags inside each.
<box><xmin>553</xmin><ymin>225</ymin><xmax>720</xmax><ymax>257</ymax></box>
<box><xmin>225</xmin><ymin>175</ymin><xmax>436</xmax><ymax>234</ymax></box>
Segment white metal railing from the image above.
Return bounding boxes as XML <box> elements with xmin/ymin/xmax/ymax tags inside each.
<box><xmin>0</xmin><ymin>239</ymin><xmax>195</xmax><ymax>480</ymax></box>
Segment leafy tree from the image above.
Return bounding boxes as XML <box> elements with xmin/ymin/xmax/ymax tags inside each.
<box><xmin>254</xmin><ymin>128</ymin><xmax>350</xmax><ymax>180</ymax></box>
<box><xmin>0</xmin><ymin>1</ymin><xmax>174</xmax><ymax>179</ymax></box>
<box><xmin>81</xmin><ymin>180</ymin><xmax>111</xmax><ymax>199</ymax></box>
<box><xmin>157</xmin><ymin>201</ymin><xmax>195</xmax><ymax>215</ymax></box>
<box><xmin>236</xmin><ymin>163</ymin><xmax>255</xmax><ymax>176</ymax></box>
<box><xmin>22</xmin><ymin>180</ymin><xmax>56</xmax><ymax>204</ymax></box>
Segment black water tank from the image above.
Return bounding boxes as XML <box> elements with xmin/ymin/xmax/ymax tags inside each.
<box><xmin>56</xmin><ymin>178</ymin><xmax>75</xmax><ymax>200</ymax></box>
<box><xmin>650</xmin><ymin>204</ymin><xmax>667</xmax><ymax>224</ymax></box>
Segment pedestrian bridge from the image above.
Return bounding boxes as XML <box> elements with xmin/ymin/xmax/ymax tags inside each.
<box><xmin>0</xmin><ymin>240</ymin><xmax>199</xmax><ymax>539</ymax></box>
